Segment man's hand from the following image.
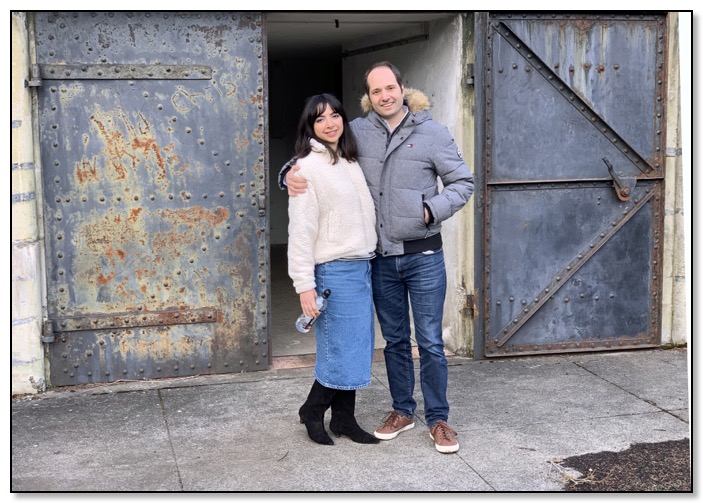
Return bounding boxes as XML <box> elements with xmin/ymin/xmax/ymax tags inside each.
<box><xmin>286</xmin><ymin>165</ymin><xmax>308</xmax><ymax>196</ymax></box>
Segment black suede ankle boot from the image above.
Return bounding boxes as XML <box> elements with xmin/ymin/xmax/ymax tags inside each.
<box><xmin>329</xmin><ymin>390</ymin><xmax>380</xmax><ymax>444</ymax></box>
<box><xmin>298</xmin><ymin>380</ymin><xmax>337</xmax><ymax>445</ymax></box>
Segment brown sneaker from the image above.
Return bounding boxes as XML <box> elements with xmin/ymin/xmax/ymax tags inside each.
<box><xmin>373</xmin><ymin>411</ymin><xmax>415</xmax><ymax>440</ymax></box>
<box><xmin>429</xmin><ymin>421</ymin><xmax>459</xmax><ymax>453</ymax></box>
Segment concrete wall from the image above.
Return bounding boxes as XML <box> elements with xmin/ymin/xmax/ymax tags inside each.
<box><xmin>661</xmin><ymin>13</ymin><xmax>688</xmax><ymax>347</ymax></box>
<box><xmin>12</xmin><ymin>12</ymin><xmax>47</xmax><ymax>395</ymax></box>
<box><xmin>342</xmin><ymin>14</ymin><xmax>476</xmax><ymax>356</ymax></box>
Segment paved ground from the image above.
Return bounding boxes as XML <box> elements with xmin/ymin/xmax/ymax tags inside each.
<box><xmin>11</xmin><ymin>347</ymin><xmax>690</xmax><ymax>492</ymax></box>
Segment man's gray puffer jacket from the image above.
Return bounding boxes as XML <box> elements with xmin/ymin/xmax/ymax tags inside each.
<box><xmin>351</xmin><ymin>88</ymin><xmax>474</xmax><ymax>257</ymax></box>
<box><xmin>280</xmin><ymin>88</ymin><xmax>474</xmax><ymax>257</ymax></box>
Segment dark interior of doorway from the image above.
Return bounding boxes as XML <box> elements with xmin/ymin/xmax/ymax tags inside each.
<box><xmin>266</xmin><ymin>53</ymin><xmax>386</xmax><ymax>366</ymax></box>
<box><xmin>267</xmin><ymin>53</ymin><xmax>341</xmax><ymax>365</ymax></box>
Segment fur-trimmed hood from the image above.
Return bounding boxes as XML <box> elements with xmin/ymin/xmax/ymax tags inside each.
<box><xmin>359</xmin><ymin>87</ymin><xmax>430</xmax><ymax>115</ymax></box>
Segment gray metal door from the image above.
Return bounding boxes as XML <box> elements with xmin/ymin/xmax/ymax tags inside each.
<box><xmin>475</xmin><ymin>13</ymin><xmax>667</xmax><ymax>357</ymax></box>
<box><xmin>35</xmin><ymin>12</ymin><xmax>269</xmax><ymax>385</ymax></box>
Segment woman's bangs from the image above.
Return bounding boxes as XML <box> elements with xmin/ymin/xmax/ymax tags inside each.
<box><xmin>314</xmin><ymin>101</ymin><xmax>329</xmax><ymax>118</ymax></box>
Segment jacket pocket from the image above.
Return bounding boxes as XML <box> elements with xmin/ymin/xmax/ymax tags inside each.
<box><xmin>389</xmin><ymin>190</ymin><xmax>428</xmax><ymax>241</ymax></box>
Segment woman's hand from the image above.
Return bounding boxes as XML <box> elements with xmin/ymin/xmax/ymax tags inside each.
<box><xmin>299</xmin><ymin>289</ymin><xmax>319</xmax><ymax>318</ymax></box>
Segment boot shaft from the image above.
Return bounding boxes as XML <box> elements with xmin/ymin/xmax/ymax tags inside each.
<box><xmin>300</xmin><ymin>380</ymin><xmax>337</xmax><ymax>421</ymax></box>
<box><xmin>330</xmin><ymin>389</ymin><xmax>356</xmax><ymax>417</ymax></box>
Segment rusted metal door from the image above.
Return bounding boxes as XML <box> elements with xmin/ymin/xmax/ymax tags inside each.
<box><xmin>475</xmin><ymin>13</ymin><xmax>667</xmax><ymax>357</ymax></box>
<box><xmin>35</xmin><ymin>12</ymin><xmax>269</xmax><ymax>385</ymax></box>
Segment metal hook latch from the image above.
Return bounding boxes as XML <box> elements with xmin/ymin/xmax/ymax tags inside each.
<box><xmin>603</xmin><ymin>157</ymin><xmax>636</xmax><ymax>201</ymax></box>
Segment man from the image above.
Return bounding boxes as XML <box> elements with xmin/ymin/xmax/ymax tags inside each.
<box><xmin>280</xmin><ymin>61</ymin><xmax>473</xmax><ymax>453</ymax></box>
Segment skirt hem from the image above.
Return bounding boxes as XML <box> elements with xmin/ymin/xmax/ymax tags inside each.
<box><xmin>314</xmin><ymin>373</ymin><xmax>370</xmax><ymax>391</ymax></box>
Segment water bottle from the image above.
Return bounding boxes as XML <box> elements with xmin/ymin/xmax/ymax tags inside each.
<box><xmin>295</xmin><ymin>289</ymin><xmax>331</xmax><ymax>333</ymax></box>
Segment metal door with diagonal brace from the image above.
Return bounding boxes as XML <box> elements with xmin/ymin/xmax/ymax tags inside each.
<box><xmin>475</xmin><ymin>13</ymin><xmax>667</xmax><ymax>357</ymax></box>
<box><xmin>35</xmin><ymin>12</ymin><xmax>270</xmax><ymax>385</ymax></box>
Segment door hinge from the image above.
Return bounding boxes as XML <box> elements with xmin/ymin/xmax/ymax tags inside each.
<box><xmin>27</xmin><ymin>64</ymin><xmax>43</xmax><ymax>87</ymax></box>
<box><xmin>48</xmin><ymin>307</ymin><xmax>218</xmax><ymax>334</ymax></box>
<box><xmin>37</xmin><ymin>63</ymin><xmax>212</xmax><ymax>81</ymax></box>
<box><xmin>41</xmin><ymin>320</ymin><xmax>55</xmax><ymax>343</ymax></box>
<box><xmin>465</xmin><ymin>63</ymin><xmax>475</xmax><ymax>86</ymax></box>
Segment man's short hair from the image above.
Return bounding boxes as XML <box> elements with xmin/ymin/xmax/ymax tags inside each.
<box><xmin>364</xmin><ymin>61</ymin><xmax>404</xmax><ymax>95</ymax></box>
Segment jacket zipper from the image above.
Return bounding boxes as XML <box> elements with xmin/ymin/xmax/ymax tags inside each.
<box><xmin>422</xmin><ymin>194</ymin><xmax>430</xmax><ymax>238</ymax></box>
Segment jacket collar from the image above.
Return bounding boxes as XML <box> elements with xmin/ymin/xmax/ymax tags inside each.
<box><xmin>309</xmin><ymin>138</ymin><xmax>327</xmax><ymax>153</ymax></box>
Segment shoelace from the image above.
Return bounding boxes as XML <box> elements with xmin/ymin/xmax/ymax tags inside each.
<box><xmin>432</xmin><ymin>422</ymin><xmax>458</xmax><ymax>442</ymax></box>
<box><xmin>382</xmin><ymin>411</ymin><xmax>401</xmax><ymax>428</ymax></box>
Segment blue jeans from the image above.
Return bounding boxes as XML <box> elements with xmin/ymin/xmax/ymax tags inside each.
<box><xmin>371</xmin><ymin>249</ymin><xmax>449</xmax><ymax>427</ymax></box>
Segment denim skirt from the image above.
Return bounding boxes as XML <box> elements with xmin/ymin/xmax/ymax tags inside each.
<box><xmin>313</xmin><ymin>259</ymin><xmax>375</xmax><ymax>390</ymax></box>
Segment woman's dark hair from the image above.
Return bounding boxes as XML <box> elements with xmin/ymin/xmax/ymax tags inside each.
<box><xmin>293</xmin><ymin>93</ymin><xmax>357</xmax><ymax>165</ymax></box>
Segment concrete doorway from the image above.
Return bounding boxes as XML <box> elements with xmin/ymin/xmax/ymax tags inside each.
<box><xmin>265</xmin><ymin>12</ymin><xmax>453</xmax><ymax>365</ymax></box>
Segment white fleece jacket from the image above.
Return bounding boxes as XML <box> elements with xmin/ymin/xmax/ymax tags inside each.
<box><xmin>287</xmin><ymin>139</ymin><xmax>377</xmax><ymax>294</ymax></box>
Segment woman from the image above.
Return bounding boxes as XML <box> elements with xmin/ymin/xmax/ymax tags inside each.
<box><xmin>288</xmin><ymin>94</ymin><xmax>378</xmax><ymax>445</ymax></box>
